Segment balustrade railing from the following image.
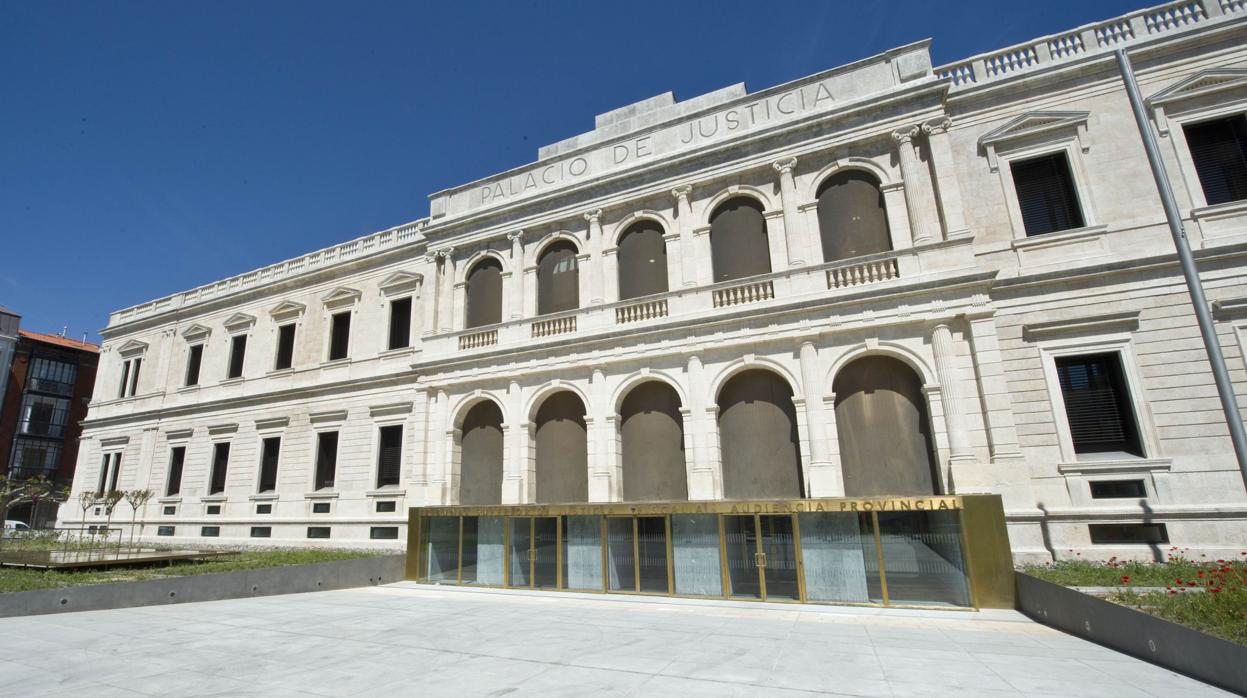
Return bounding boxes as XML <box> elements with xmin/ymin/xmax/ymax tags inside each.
<box><xmin>826</xmin><ymin>257</ymin><xmax>900</xmax><ymax>290</ymax></box>
<box><xmin>532</xmin><ymin>316</ymin><xmax>576</xmax><ymax>338</ymax></box>
<box><xmin>615</xmin><ymin>298</ymin><xmax>668</xmax><ymax>324</ymax></box>
<box><xmin>458</xmin><ymin>329</ymin><xmax>498</xmax><ymax>350</ymax></box>
<box><xmin>712</xmin><ymin>280</ymin><xmax>774</xmax><ymax>308</ymax></box>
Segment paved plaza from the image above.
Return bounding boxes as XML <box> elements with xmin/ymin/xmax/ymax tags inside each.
<box><xmin>0</xmin><ymin>583</ymin><xmax>1232</xmax><ymax>697</ymax></box>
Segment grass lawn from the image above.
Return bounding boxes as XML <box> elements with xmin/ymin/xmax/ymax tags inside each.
<box><xmin>1022</xmin><ymin>549</ymin><xmax>1247</xmax><ymax>646</ymax></box>
<box><xmin>0</xmin><ymin>532</ymin><xmax>386</xmax><ymax>593</ymax></box>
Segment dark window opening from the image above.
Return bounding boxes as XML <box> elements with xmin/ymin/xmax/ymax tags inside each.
<box><xmin>312</xmin><ymin>502</ymin><xmax>331</xmax><ymax>514</ymax></box>
<box><xmin>209</xmin><ymin>442</ymin><xmax>231</xmax><ymax>495</ymax></box>
<box><xmin>157</xmin><ymin>526</ymin><xmax>175</xmax><ymax>536</ymax></box>
<box><xmin>258</xmin><ymin>437</ymin><xmax>280</xmax><ymax>493</ymax></box>
<box><xmin>376</xmin><ymin>500</ymin><xmax>397</xmax><ymax>513</ymax></box>
<box><xmin>162</xmin><ymin>505</ymin><xmax>176</xmax><ymax>515</ymax></box>
<box><xmin>1090</xmin><ymin>480</ymin><xmax>1147</xmax><ymax>499</ymax></box>
<box><xmin>388</xmin><ymin>297</ymin><xmax>412</xmax><ymax>350</ymax></box>
<box><xmin>376</xmin><ymin>425</ymin><xmax>403</xmax><ymax>488</ymax></box>
<box><xmin>314</xmin><ymin>431</ymin><xmax>338</xmax><ymax>490</ymax></box>
<box><xmin>206</xmin><ymin>505</ymin><xmax>221</xmax><ymax>515</ymax></box>
<box><xmin>227</xmin><ymin>335</ymin><xmax>247</xmax><ymax>379</ymax></box>
<box><xmin>537</xmin><ymin>241</ymin><xmax>580</xmax><ymax>315</ymax></box>
<box><xmin>1011</xmin><ymin>152</ymin><xmax>1085</xmax><ymax>236</ymax></box>
<box><xmin>466</xmin><ymin>259</ymin><xmax>504</xmax><ymax>328</ymax></box>
<box><xmin>710</xmin><ymin>197</ymin><xmax>771</xmax><ymax>283</ymax></box>
<box><xmin>275</xmin><ymin>324</ymin><xmax>296</xmax><ymax>370</ymax></box>
<box><xmin>250</xmin><ymin>526</ymin><xmax>272</xmax><ymax>538</ymax></box>
<box><xmin>201</xmin><ymin>526</ymin><xmax>220</xmax><ymax>538</ymax></box>
<box><xmin>166</xmin><ymin>446</ymin><xmax>185</xmax><ymax>497</ymax></box>
<box><xmin>256</xmin><ymin>504</ymin><xmax>272</xmax><ymax>514</ymax></box>
<box><xmin>185</xmin><ymin>345</ymin><xmax>203</xmax><ymax>386</ymax></box>
<box><xmin>328</xmin><ymin>312</ymin><xmax>351</xmax><ymax>361</ymax></box>
<box><xmin>307</xmin><ymin>526</ymin><xmax>331</xmax><ymax>539</ymax></box>
<box><xmin>1055</xmin><ymin>353</ymin><xmax>1144</xmax><ymax>457</ymax></box>
<box><xmin>617</xmin><ymin>222</ymin><xmax>669</xmax><ymax>300</ymax></box>
<box><xmin>1184</xmin><ymin>115</ymin><xmax>1247</xmax><ymax>206</ymax></box>
<box><xmin>1089</xmin><ymin>523</ymin><xmax>1168</xmax><ymax>544</ymax></box>
<box><xmin>817</xmin><ymin>171</ymin><xmax>892</xmax><ymax>263</ymax></box>
<box><xmin>370</xmin><ymin>526</ymin><xmax>399</xmax><ymax>540</ymax></box>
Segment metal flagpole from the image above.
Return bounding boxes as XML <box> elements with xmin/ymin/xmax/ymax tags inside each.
<box><xmin>1115</xmin><ymin>48</ymin><xmax>1247</xmax><ymax>490</ymax></box>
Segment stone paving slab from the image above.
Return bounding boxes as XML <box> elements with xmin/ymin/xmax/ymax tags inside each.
<box><xmin>0</xmin><ymin>582</ymin><xmax>1233</xmax><ymax>697</ymax></box>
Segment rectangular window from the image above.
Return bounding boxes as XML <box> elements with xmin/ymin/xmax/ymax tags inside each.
<box><xmin>258</xmin><ymin>437</ymin><xmax>281</xmax><ymax>493</ymax></box>
<box><xmin>96</xmin><ymin>454</ymin><xmax>110</xmax><ymax>496</ymax></box>
<box><xmin>376</xmin><ymin>425</ymin><xmax>403</xmax><ymax>488</ymax></box>
<box><xmin>1055</xmin><ymin>353</ymin><xmax>1143</xmax><ymax>457</ymax></box>
<box><xmin>370</xmin><ymin>526</ymin><xmax>399</xmax><ymax>540</ymax></box>
<box><xmin>118</xmin><ymin>357</ymin><xmax>142</xmax><ymax>398</ymax></box>
<box><xmin>275</xmin><ymin>324</ymin><xmax>296</xmax><ymax>370</ymax></box>
<box><xmin>314</xmin><ymin>431</ymin><xmax>338</xmax><ymax>490</ymax></box>
<box><xmin>118</xmin><ymin>360</ymin><xmax>130</xmax><ymax>398</ymax></box>
<box><xmin>162</xmin><ymin>505</ymin><xmax>176</xmax><ymax>515</ymax></box>
<box><xmin>250</xmin><ymin>526</ymin><xmax>272</xmax><ymax>538</ymax></box>
<box><xmin>256</xmin><ymin>503</ymin><xmax>272</xmax><ymax>514</ymax></box>
<box><xmin>157</xmin><ymin>526</ymin><xmax>175</xmax><ymax>536</ymax></box>
<box><xmin>227</xmin><ymin>335</ymin><xmax>247</xmax><ymax>379</ymax></box>
<box><xmin>388</xmin><ymin>297</ymin><xmax>412</xmax><ymax>350</ymax></box>
<box><xmin>17</xmin><ymin>394</ymin><xmax>70</xmax><ymax>438</ymax></box>
<box><xmin>96</xmin><ymin>452</ymin><xmax>122</xmax><ymax>494</ymax></box>
<box><xmin>206</xmin><ymin>505</ymin><xmax>221</xmax><ymax>515</ymax></box>
<box><xmin>9</xmin><ymin>438</ymin><xmax>61</xmax><ymax>479</ymax></box>
<box><xmin>1183</xmin><ymin>115</ymin><xmax>1247</xmax><ymax>206</ymax></box>
<box><xmin>209</xmin><ymin>442</ymin><xmax>231</xmax><ymax>495</ymax></box>
<box><xmin>328</xmin><ymin>312</ymin><xmax>351</xmax><ymax>361</ymax></box>
<box><xmin>185</xmin><ymin>344</ymin><xmax>203</xmax><ymax>386</ymax></box>
<box><xmin>1089</xmin><ymin>480</ymin><xmax>1147</xmax><ymax>499</ymax></box>
<box><xmin>109</xmin><ymin>453</ymin><xmax>122</xmax><ymax>491</ymax></box>
<box><xmin>376</xmin><ymin>500</ymin><xmax>397</xmax><ymax>513</ymax></box>
<box><xmin>1089</xmin><ymin>523</ymin><xmax>1169</xmax><ymax>545</ymax></box>
<box><xmin>166</xmin><ymin>446</ymin><xmax>186</xmax><ymax>496</ymax></box>
<box><xmin>312</xmin><ymin>502</ymin><xmax>331</xmax><ymax>514</ymax></box>
<box><xmin>201</xmin><ymin>526</ymin><xmax>220</xmax><ymax>538</ymax></box>
<box><xmin>27</xmin><ymin>357</ymin><xmax>76</xmax><ymax>396</ymax></box>
<box><xmin>307</xmin><ymin>526</ymin><xmax>331</xmax><ymax>539</ymax></box>
<box><xmin>1011</xmin><ymin>152</ymin><xmax>1085</xmax><ymax>236</ymax></box>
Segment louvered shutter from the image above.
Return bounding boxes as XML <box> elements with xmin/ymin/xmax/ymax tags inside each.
<box><xmin>376</xmin><ymin>425</ymin><xmax>403</xmax><ymax>488</ymax></box>
<box><xmin>259</xmin><ymin>437</ymin><xmax>280</xmax><ymax>492</ymax></box>
<box><xmin>1010</xmin><ymin>153</ymin><xmax>1085</xmax><ymax>236</ymax></box>
<box><xmin>1055</xmin><ymin>354</ymin><xmax>1142</xmax><ymax>456</ymax></box>
<box><xmin>210</xmin><ymin>443</ymin><xmax>230</xmax><ymax>494</ymax></box>
<box><xmin>1184</xmin><ymin>116</ymin><xmax>1247</xmax><ymax>206</ymax></box>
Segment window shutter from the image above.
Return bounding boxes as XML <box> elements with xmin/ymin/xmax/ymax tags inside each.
<box><xmin>228</xmin><ymin>335</ymin><xmax>247</xmax><ymax>378</ymax></box>
<box><xmin>316</xmin><ymin>431</ymin><xmax>339</xmax><ymax>490</ymax></box>
<box><xmin>1055</xmin><ymin>354</ymin><xmax>1142</xmax><ymax>456</ymax></box>
<box><xmin>329</xmin><ymin>313</ymin><xmax>351</xmax><ymax>360</ymax></box>
<box><xmin>275</xmin><ymin>324</ymin><xmax>296</xmax><ymax>370</ymax></box>
<box><xmin>377</xmin><ymin>425</ymin><xmax>403</xmax><ymax>488</ymax></box>
<box><xmin>1184</xmin><ymin>116</ymin><xmax>1247</xmax><ymax>206</ymax></box>
<box><xmin>210</xmin><ymin>443</ymin><xmax>230</xmax><ymax>494</ymax></box>
<box><xmin>167</xmin><ymin>447</ymin><xmax>185</xmax><ymax>496</ymax></box>
<box><xmin>186</xmin><ymin>345</ymin><xmax>203</xmax><ymax>386</ymax></box>
<box><xmin>388</xmin><ymin>297</ymin><xmax>413</xmax><ymax>349</ymax></box>
<box><xmin>259</xmin><ymin>437</ymin><xmax>281</xmax><ymax>492</ymax></box>
<box><xmin>1011</xmin><ymin>153</ymin><xmax>1085</xmax><ymax>236</ymax></box>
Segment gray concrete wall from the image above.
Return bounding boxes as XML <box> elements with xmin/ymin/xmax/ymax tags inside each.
<box><xmin>0</xmin><ymin>554</ymin><xmax>405</xmax><ymax>618</ymax></box>
<box><xmin>1015</xmin><ymin>572</ymin><xmax>1246</xmax><ymax>695</ymax></box>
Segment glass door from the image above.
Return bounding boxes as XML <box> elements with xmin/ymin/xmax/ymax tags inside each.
<box><xmin>759</xmin><ymin>515</ymin><xmax>800</xmax><ymax>601</ymax></box>
<box><xmin>722</xmin><ymin>514</ymin><xmax>800</xmax><ymax>601</ymax></box>
<box><xmin>507</xmin><ymin>516</ymin><xmax>560</xmax><ymax>589</ymax></box>
<box><xmin>723</xmin><ymin>515</ymin><xmax>762</xmax><ymax>598</ymax></box>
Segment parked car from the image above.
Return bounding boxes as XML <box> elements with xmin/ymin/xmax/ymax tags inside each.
<box><xmin>2</xmin><ymin>520</ymin><xmax>31</xmax><ymax>538</ymax></box>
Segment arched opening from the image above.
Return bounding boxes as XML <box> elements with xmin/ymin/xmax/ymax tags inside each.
<box><xmin>537</xmin><ymin>240</ymin><xmax>579</xmax><ymax>315</ymax></box>
<box><xmin>717</xmin><ymin>369</ymin><xmax>803</xmax><ymax>498</ymax></box>
<box><xmin>465</xmin><ymin>257</ymin><xmax>503</xmax><ymax>329</ymax></box>
<box><xmin>459</xmin><ymin>400</ymin><xmax>504</xmax><ymax>505</ymax></box>
<box><xmin>817</xmin><ymin>171</ymin><xmax>892</xmax><ymax>263</ymax></box>
<box><xmin>710</xmin><ymin>197</ymin><xmax>771</xmax><ymax>283</ymax></box>
<box><xmin>620</xmin><ymin>381</ymin><xmax>686</xmax><ymax>501</ymax></box>
<box><xmin>617</xmin><ymin>221</ymin><xmax>669</xmax><ymax>300</ymax></box>
<box><xmin>534</xmin><ymin>391</ymin><xmax>588</xmax><ymax>503</ymax></box>
<box><xmin>833</xmin><ymin>356</ymin><xmax>938</xmax><ymax>496</ymax></box>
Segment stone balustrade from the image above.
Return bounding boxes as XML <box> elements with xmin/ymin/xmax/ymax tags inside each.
<box><xmin>458</xmin><ymin>329</ymin><xmax>498</xmax><ymax>350</ymax></box>
<box><xmin>712</xmin><ymin>279</ymin><xmax>775</xmax><ymax>309</ymax></box>
<box><xmin>531</xmin><ymin>316</ymin><xmax>577</xmax><ymax>338</ymax></box>
<box><xmin>615</xmin><ymin>298</ymin><xmax>668</xmax><ymax>324</ymax></box>
<box><xmin>826</xmin><ymin>256</ymin><xmax>900</xmax><ymax>290</ymax></box>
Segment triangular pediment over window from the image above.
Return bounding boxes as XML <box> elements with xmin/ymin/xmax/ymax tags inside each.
<box><xmin>1147</xmin><ymin>69</ymin><xmax>1247</xmax><ymax>135</ymax></box>
<box><xmin>321</xmin><ymin>287</ymin><xmax>362</xmax><ymax>309</ymax></box>
<box><xmin>222</xmin><ymin>312</ymin><xmax>256</xmax><ymax>332</ymax></box>
<box><xmin>979</xmin><ymin>111</ymin><xmax>1090</xmax><ymax>171</ymax></box>
<box><xmin>269</xmin><ymin>300</ymin><xmax>306</xmax><ymax>322</ymax></box>
<box><xmin>116</xmin><ymin>339</ymin><xmax>149</xmax><ymax>357</ymax></box>
<box><xmin>179</xmin><ymin>324</ymin><xmax>211</xmax><ymax>342</ymax></box>
<box><xmin>378</xmin><ymin>270</ymin><xmax>423</xmax><ymax>296</ymax></box>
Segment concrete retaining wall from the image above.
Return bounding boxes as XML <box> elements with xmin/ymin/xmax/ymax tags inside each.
<box><xmin>1015</xmin><ymin>572</ymin><xmax>1246</xmax><ymax>695</ymax></box>
<box><xmin>0</xmin><ymin>554</ymin><xmax>405</xmax><ymax>618</ymax></box>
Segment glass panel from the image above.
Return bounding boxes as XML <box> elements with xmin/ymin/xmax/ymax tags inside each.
<box><xmin>533</xmin><ymin>517</ymin><xmax>559</xmax><ymax>590</ymax></box>
<box><xmin>760</xmin><ymin>516</ymin><xmax>799</xmax><ymax>600</ymax></box>
<box><xmin>460</xmin><ymin>517</ymin><xmax>479</xmax><ymax>584</ymax></box>
<box><xmin>877</xmin><ymin>511</ymin><xmax>971</xmax><ymax>607</ymax></box>
<box><xmin>562</xmin><ymin>515</ymin><xmax>603</xmax><ymax>591</ymax></box>
<box><xmin>508</xmin><ymin>517</ymin><xmax>531</xmax><ymax>587</ymax></box>
<box><xmin>466</xmin><ymin>516</ymin><xmax>505</xmax><ymax>586</ymax></box>
<box><xmin>723</xmin><ymin>515</ymin><xmax>761</xmax><ymax>599</ymax></box>
<box><xmin>672</xmin><ymin>514</ymin><xmax>722</xmax><ymax>597</ymax></box>
<box><xmin>636</xmin><ymin>517</ymin><xmax>669</xmax><ymax>593</ymax></box>
<box><xmin>423</xmin><ymin>517</ymin><xmax>459</xmax><ymax>583</ymax></box>
<box><xmin>799</xmin><ymin>512</ymin><xmax>872</xmax><ymax>603</ymax></box>
<box><xmin>606</xmin><ymin>517</ymin><xmax>635</xmax><ymax>592</ymax></box>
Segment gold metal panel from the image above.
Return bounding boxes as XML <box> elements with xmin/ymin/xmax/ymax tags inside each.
<box><xmin>959</xmin><ymin>495</ymin><xmax>1015</xmax><ymax>609</ymax></box>
<box><xmin>415</xmin><ymin>496</ymin><xmax>962</xmax><ymax>519</ymax></box>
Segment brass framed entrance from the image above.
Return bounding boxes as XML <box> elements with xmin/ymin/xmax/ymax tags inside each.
<box><xmin>408</xmin><ymin>495</ymin><xmax>1015</xmax><ymax>610</ymax></box>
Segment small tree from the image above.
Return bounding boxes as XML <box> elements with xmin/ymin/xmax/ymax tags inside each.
<box><xmin>76</xmin><ymin>491</ymin><xmax>98</xmax><ymax>552</ymax></box>
<box><xmin>100</xmin><ymin>490</ymin><xmax>124</xmax><ymax>553</ymax></box>
<box><xmin>0</xmin><ymin>476</ymin><xmax>33</xmax><ymax>552</ymax></box>
<box><xmin>124</xmin><ymin>489</ymin><xmax>154</xmax><ymax>550</ymax></box>
<box><xmin>23</xmin><ymin>476</ymin><xmax>53</xmax><ymax>531</ymax></box>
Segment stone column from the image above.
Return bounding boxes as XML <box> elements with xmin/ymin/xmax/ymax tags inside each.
<box><xmin>585</xmin><ymin>209</ymin><xmax>604</xmax><ymax>305</ymax></box>
<box><xmin>602</xmin><ymin>249</ymin><xmax>619</xmax><ymax>305</ymax></box>
<box><xmin>966</xmin><ymin>314</ymin><xmax>1024</xmax><ymax>463</ymax></box>
<box><xmin>429</xmin><ymin>389</ymin><xmax>450</xmax><ymax>503</ymax></box>
<box><xmin>773</xmin><ymin>157</ymin><xmax>809</xmax><ymax>266</ymax></box>
<box><xmin>672</xmin><ymin>185</ymin><xmax>696</xmax><ymax>287</ymax></box>
<box><xmin>502</xmin><ymin>380</ymin><xmax>525</xmax><ymax>504</ymax></box>
<box><xmin>451</xmin><ymin>281</ymin><xmax>467</xmax><ymax>333</ymax></box>
<box><xmin>412</xmin><ymin>388</ymin><xmax>430</xmax><ymax>489</ymax></box>
<box><xmin>662</xmin><ymin>231</ymin><xmax>683</xmax><ymax>292</ymax></box>
<box><xmin>437</xmin><ymin>248</ymin><xmax>456</xmax><ymax>334</ymax></box>
<box><xmin>922</xmin><ymin>116</ymin><xmax>970</xmax><ymax>240</ymax></box>
<box><xmin>421</xmin><ymin>254</ymin><xmax>439</xmax><ymax>336</ymax></box>
<box><xmin>892</xmin><ymin>126</ymin><xmax>938</xmax><ymax>246</ymax></box>
<box><xmin>507</xmin><ymin>231</ymin><xmax>525</xmax><ymax>319</ymax></box>
<box><xmin>588</xmin><ymin>366</ymin><xmax>612</xmax><ymax>501</ymax></box>
<box><xmin>797</xmin><ymin>342</ymin><xmax>840</xmax><ymax>496</ymax></box>
<box><xmin>931</xmin><ymin>323</ymin><xmax>974</xmax><ymax>464</ymax></box>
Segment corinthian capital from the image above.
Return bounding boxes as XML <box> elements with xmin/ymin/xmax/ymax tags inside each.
<box><xmin>436</xmin><ymin>246</ymin><xmax>455</xmax><ymax>260</ymax></box>
<box><xmin>891</xmin><ymin>125</ymin><xmax>921</xmax><ymax>145</ymax></box>
<box><xmin>506</xmin><ymin>230</ymin><xmax>524</xmax><ymax>243</ymax></box>
<box><xmin>671</xmin><ymin>184</ymin><xmax>692</xmax><ymax>202</ymax></box>
<box><xmin>583</xmin><ymin>209</ymin><xmax>602</xmax><ymax>225</ymax></box>
<box><xmin>771</xmin><ymin>156</ymin><xmax>798</xmax><ymax>175</ymax></box>
<box><xmin>922</xmin><ymin>116</ymin><xmax>952</xmax><ymax>136</ymax></box>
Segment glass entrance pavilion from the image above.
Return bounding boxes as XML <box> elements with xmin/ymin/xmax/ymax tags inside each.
<box><xmin>406</xmin><ymin>495</ymin><xmax>1014</xmax><ymax>609</ymax></box>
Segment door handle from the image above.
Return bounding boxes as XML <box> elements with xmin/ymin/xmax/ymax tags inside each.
<box><xmin>528</xmin><ymin>549</ymin><xmax>536</xmax><ymax>562</ymax></box>
<box><xmin>754</xmin><ymin>551</ymin><xmax>767</xmax><ymax>568</ymax></box>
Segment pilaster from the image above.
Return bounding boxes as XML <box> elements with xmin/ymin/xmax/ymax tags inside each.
<box><xmin>507</xmin><ymin>231</ymin><xmax>525</xmax><ymax>320</ymax></box>
<box><xmin>922</xmin><ymin>116</ymin><xmax>971</xmax><ymax>240</ymax></box>
<box><xmin>672</xmin><ymin>185</ymin><xmax>696</xmax><ymax>287</ymax></box>
<box><xmin>773</xmin><ymin>157</ymin><xmax>809</xmax><ymax>266</ymax></box>
<box><xmin>585</xmin><ymin>209</ymin><xmax>605</xmax><ymax>305</ymax></box>
<box><xmin>892</xmin><ymin>126</ymin><xmax>938</xmax><ymax>245</ymax></box>
<box><xmin>930</xmin><ymin>323</ymin><xmax>975</xmax><ymax>465</ymax></box>
<box><xmin>797</xmin><ymin>342</ymin><xmax>841</xmax><ymax>497</ymax></box>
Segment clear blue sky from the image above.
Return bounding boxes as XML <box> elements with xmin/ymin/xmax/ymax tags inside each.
<box><xmin>2</xmin><ymin>0</ymin><xmax>1142</xmax><ymax>342</ymax></box>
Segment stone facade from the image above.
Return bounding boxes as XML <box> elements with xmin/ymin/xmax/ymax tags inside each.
<box><xmin>64</xmin><ymin>1</ymin><xmax>1247</xmax><ymax>562</ymax></box>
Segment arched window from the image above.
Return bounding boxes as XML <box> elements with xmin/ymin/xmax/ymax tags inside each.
<box><xmin>717</xmin><ymin>369</ymin><xmax>803</xmax><ymax>498</ymax></box>
<box><xmin>465</xmin><ymin>257</ymin><xmax>503</xmax><ymax>329</ymax></box>
<box><xmin>537</xmin><ymin>240</ymin><xmax>579</xmax><ymax>315</ymax></box>
<box><xmin>534</xmin><ymin>391</ymin><xmax>587</xmax><ymax>503</ymax></box>
<box><xmin>816</xmin><ymin>171</ymin><xmax>891</xmax><ymax>263</ymax></box>
<box><xmin>710</xmin><ymin>197</ymin><xmax>771</xmax><ymax>283</ymax></box>
<box><xmin>833</xmin><ymin>356</ymin><xmax>938</xmax><ymax>496</ymax></box>
<box><xmin>459</xmin><ymin>400</ymin><xmax>503</xmax><ymax>505</ymax></box>
<box><xmin>620</xmin><ymin>381</ymin><xmax>686</xmax><ymax>501</ymax></box>
<box><xmin>617</xmin><ymin>222</ymin><xmax>668</xmax><ymax>300</ymax></box>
